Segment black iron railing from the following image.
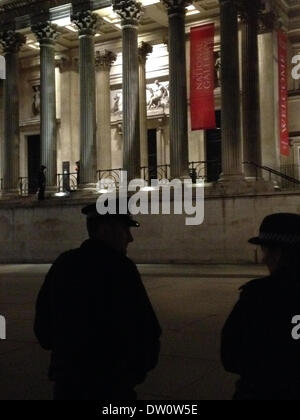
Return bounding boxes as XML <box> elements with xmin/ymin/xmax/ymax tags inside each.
<box><xmin>97</xmin><ymin>165</ymin><xmax>171</xmax><ymax>188</ymax></box>
<box><xmin>189</xmin><ymin>161</ymin><xmax>222</xmax><ymax>183</ymax></box>
<box><xmin>97</xmin><ymin>162</ymin><xmax>222</xmax><ymax>188</ymax></box>
<box><xmin>140</xmin><ymin>164</ymin><xmax>171</xmax><ymax>183</ymax></box>
<box><xmin>97</xmin><ymin>168</ymin><xmax>123</xmax><ymax>188</ymax></box>
<box><xmin>56</xmin><ymin>172</ymin><xmax>78</xmax><ymax>193</ymax></box>
<box><xmin>15</xmin><ymin>161</ymin><xmax>300</xmax><ymax>197</ymax></box>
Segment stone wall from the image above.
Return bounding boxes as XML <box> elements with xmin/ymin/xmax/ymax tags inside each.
<box><xmin>0</xmin><ymin>191</ymin><xmax>300</xmax><ymax>264</ymax></box>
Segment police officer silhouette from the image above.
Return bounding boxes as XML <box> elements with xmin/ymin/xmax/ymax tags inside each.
<box><xmin>34</xmin><ymin>200</ymin><xmax>161</xmax><ymax>400</ymax></box>
<box><xmin>221</xmin><ymin>213</ymin><xmax>300</xmax><ymax>400</ymax></box>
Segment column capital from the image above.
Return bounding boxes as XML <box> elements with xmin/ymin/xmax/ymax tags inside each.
<box><xmin>218</xmin><ymin>0</ymin><xmax>240</xmax><ymax>10</ymax></box>
<box><xmin>161</xmin><ymin>0</ymin><xmax>191</xmax><ymax>16</ymax></box>
<box><xmin>0</xmin><ymin>31</ymin><xmax>26</xmax><ymax>53</ymax></box>
<box><xmin>138</xmin><ymin>41</ymin><xmax>153</xmax><ymax>64</ymax></box>
<box><xmin>219</xmin><ymin>0</ymin><xmax>238</xmax><ymax>4</ymax></box>
<box><xmin>71</xmin><ymin>10</ymin><xmax>99</xmax><ymax>36</ymax></box>
<box><xmin>55</xmin><ymin>54</ymin><xmax>79</xmax><ymax>72</ymax></box>
<box><xmin>95</xmin><ymin>50</ymin><xmax>117</xmax><ymax>71</ymax></box>
<box><xmin>237</xmin><ymin>0</ymin><xmax>263</xmax><ymax>22</ymax></box>
<box><xmin>55</xmin><ymin>55</ymin><xmax>69</xmax><ymax>71</ymax></box>
<box><xmin>112</xmin><ymin>0</ymin><xmax>143</xmax><ymax>27</ymax></box>
<box><xmin>258</xmin><ymin>10</ymin><xmax>281</xmax><ymax>33</ymax></box>
<box><xmin>31</xmin><ymin>22</ymin><xmax>59</xmax><ymax>46</ymax></box>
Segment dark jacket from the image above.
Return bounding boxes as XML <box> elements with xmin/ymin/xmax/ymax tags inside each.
<box><xmin>221</xmin><ymin>269</ymin><xmax>300</xmax><ymax>400</ymax></box>
<box><xmin>37</xmin><ymin>170</ymin><xmax>46</xmax><ymax>188</ymax></box>
<box><xmin>34</xmin><ymin>239</ymin><xmax>161</xmax><ymax>387</ymax></box>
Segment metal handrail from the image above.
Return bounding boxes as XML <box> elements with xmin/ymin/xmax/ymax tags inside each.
<box><xmin>243</xmin><ymin>161</ymin><xmax>300</xmax><ymax>185</ymax></box>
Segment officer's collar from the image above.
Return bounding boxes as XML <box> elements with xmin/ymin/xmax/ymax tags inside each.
<box><xmin>80</xmin><ymin>238</ymin><xmax>125</xmax><ymax>257</ymax></box>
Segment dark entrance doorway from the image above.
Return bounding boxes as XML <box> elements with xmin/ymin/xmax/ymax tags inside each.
<box><xmin>27</xmin><ymin>135</ymin><xmax>40</xmax><ymax>194</ymax></box>
<box><xmin>147</xmin><ymin>128</ymin><xmax>157</xmax><ymax>180</ymax></box>
<box><xmin>206</xmin><ymin>110</ymin><xmax>222</xmax><ymax>182</ymax></box>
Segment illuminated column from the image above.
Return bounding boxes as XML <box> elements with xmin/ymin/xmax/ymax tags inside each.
<box><xmin>218</xmin><ymin>0</ymin><xmax>243</xmax><ymax>180</ymax></box>
<box><xmin>258</xmin><ymin>10</ymin><xmax>280</xmax><ymax>172</ymax></box>
<box><xmin>157</xmin><ymin>117</ymin><xmax>168</xmax><ymax>166</ymax></box>
<box><xmin>95</xmin><ymin>50</ymin><xmax>117</xmax><ymax>170</ymax></box>
<box><xmin>113</xmin><ymin>0</ymin><xmax>143</xmax><ymax>180</ymax></box>
<box><xmin>72</xmin><ymin>10</ymin><xmax>98</xmax><ymax>186</ymax></box>
<box><xmin>32</xmin><ymin>22</ymin><xmax>59</xmax><ymax>189</ymax></box>
<box><xmin>0</xmin><ymin>31</ymin><xmax>26</xmax><ymax>193</ymax></box>
<box><xmin>138</xmin><ymin>41</ymin><xmax>153</xmax><ymax>168</ymax></box>
<box><xmin>162</xmin><ymin>0</ymin><xmax>190</xmax><ymax>179</ymax></box>
<box><xmin>239</xmin><ymin>0</ymin><xmax>263</xmax><ymax>178</ymax></box>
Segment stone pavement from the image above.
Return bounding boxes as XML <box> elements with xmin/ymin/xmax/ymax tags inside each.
<box><xmin>0</xmin><ymin>264</ymin><xmax>268</xmax><ymax>400</ymax></box>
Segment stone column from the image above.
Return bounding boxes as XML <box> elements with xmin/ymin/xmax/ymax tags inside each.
<box><xmin>95</xmin><ymin>50</ymin><xmax>117</xmax><ymax>171</ymax></box>
<box><xmin>32</xmin><ymin>22</ymin><xmax>59</xmax><ymax>189</ymax></box>
<box><xmin>258</xmin><ymin>10</ymin><xmax>280</xmax><ymax>173</ymax></box>
<box><xmin>162</xmin><ymin>0</ymin><xmax>190</xmax><ymax>179</ymax></box>
<box><xmin>72</xmin><ymin>10</ymin><xmax>98</xmax><ymax>187</ymax></box>
<box><xmin>239</xmin><ymin>0</ymin><xmax>263</xmax><ymax>178</ymax></box>
<box><xmin>157</xmin><ymin>117</ymin><xmax>167</xmax><ymax>166</ymax></box>
<box><xmin>113</xmin><ymin>0</ymin><xmax>143</xmax><ymax>181</ymax></box>
<box><xmin>0</xmin><ymin>31</ymin><xmax>26</xmax><ymax>193</ymax></box>
<box><xmin>218</xmin><ymin>0</ymin><xmax>243</xmax><ymax>180</ymax></box>
<box><xmin>138</xmin><ymin>41</ymin><xmax>153</xmax><ymax>168</ymax></box>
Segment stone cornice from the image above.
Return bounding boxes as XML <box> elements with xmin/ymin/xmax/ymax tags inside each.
<box><xmin>0</xmin><ymin>0</ymin><xmax>66</xmax><ymax>28</ymax></box>
<box><xmin>0</xmin><ymin>0</ymin><xmax>65</xmax><ymax>12</ymax></box>
<box><xmin>0</xmin><ymin>0</ymin><xmax>38</xmax><ymax>12</ymax></box>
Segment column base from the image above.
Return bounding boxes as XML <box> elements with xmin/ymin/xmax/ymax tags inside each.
<box><xmin>73</xmin><ymin>183</ymin><xmax>99</xmax><ymax>198</ymax></box>
<box><xmin>218</xmin><ymin>173</ymin><xmax>245</xmax><ymax>182</ymax></box>
<box><xmin>179</xmin><ymin>173</ymin><xmax>193</xmax><ymax>181</ymax></box>
<box><xmin>35</xmin><ymin>186</ymin><xmax>60</xmax><ymax>200</ymax></box>
<box><xmin>244</xmin><ymin>177</ymin><xmax>279</xmax><ymax>192</ymax></box>
<box><xmin>46</xmin><ymin>186</ymin><xmax>59</xmax><ymax>194</ymax></box>
<box><xmin>208</xmin><ymin>176</ymin><xmax>278</xmax><ymax>196</ymax></box>
<box><xmin>1</xmin><ymin>189</ymin><xmax>20</xmax><ymax>198</ymax></box>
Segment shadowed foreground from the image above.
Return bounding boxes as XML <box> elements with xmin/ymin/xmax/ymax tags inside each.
<box><xmin>0</xmin><ymin>264</ymin><xmax>267</xmax><ymax>400</ymax></box>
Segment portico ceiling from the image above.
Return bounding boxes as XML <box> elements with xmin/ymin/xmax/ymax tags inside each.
<box><xmin>11</xmin><ymin>1</ymin><xmax>221</xmax><ymax>57</ymax></box>
<box><xmin>0</xmin><ymin>0</ymin><xmax>300</xmax><ymax>57</ymax></box>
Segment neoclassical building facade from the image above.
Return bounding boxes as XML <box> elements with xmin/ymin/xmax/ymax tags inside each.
<box><xmin>0</xmin><ymin>0</ymin><xmax>300</xmax><ymax>195</ymax></box>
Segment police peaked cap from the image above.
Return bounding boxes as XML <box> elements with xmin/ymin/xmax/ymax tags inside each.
<box><xmin>248</xmin><ymin>213</ymin><xmax>300</xmax><ymax>246</ymax></box>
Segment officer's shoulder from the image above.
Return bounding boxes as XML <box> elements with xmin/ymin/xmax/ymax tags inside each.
<box><xmin>52</xmin><ymin>248</ymin><xmax>81</xmax><ymax>267</ymax></box>
<box><xmin>239</xmin><ymin>276</ymin><xmax>272</xmax><ymax>295</ymax></box>
<box><xmin>119</xmin><ymin>255</ymin><xmax>139</xmax><ymax>273</ymax></box>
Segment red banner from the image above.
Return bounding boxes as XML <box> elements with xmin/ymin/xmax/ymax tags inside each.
<box><xmin>278</xmin><ymin>30</ymin><xmax>290</xmax><ymax>156</ymax></box>
<box><xmin>190</xmin><ymin>24</ymin><xmax>216</xmax><ymax>131</ymax></box>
